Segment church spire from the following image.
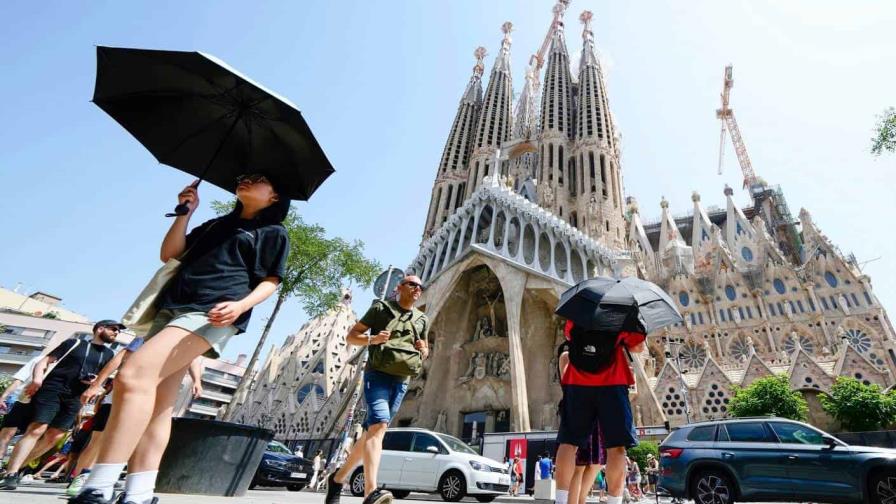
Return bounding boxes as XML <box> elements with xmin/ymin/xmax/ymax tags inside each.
<box><xmin>539</xmin><ymin>2</ymin><xmax>574</xmax><ymax>138</ymax></box>
<box><xmin>574</xmin><ymin>10</ymin><xmax>626</xmax><ymax>247</ymax></box>
<box><xmin>468</xmin><ymin>22</ymin><xmax>514</xmax><ymax>193</ymax></box>
<box><xmin>422</xmin><ymin>48</ymin><xmax>487</xmax><ymax>239</ymax></box>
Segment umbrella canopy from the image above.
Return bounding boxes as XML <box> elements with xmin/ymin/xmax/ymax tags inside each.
<box><xmin>556</xmin><ymin>276</ymin><xmax>683</xmax><ymax>333</ymax></box>
<box><xmin>93</xmin><ymin>46</ymin><xmax>334</xmax><ymax>206</ymax></box>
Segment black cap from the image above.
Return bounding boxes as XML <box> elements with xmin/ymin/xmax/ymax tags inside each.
<box><xmin>93</xmin><ymin>319</ymin><xmax>126</xmax><ymax>332</ymax></box>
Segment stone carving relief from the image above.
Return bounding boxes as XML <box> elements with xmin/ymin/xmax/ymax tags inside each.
<box><xmin>459</xmin><ymin>352</ymin><xmax>511</xmax><ymax>383</ymax></box>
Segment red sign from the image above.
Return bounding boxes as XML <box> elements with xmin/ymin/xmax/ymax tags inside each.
<box><xmin>508</xmin><ymin>438</ymin><xmax>528</xmax><ymax>461</ymax></box>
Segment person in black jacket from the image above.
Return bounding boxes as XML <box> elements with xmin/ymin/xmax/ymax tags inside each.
<box><xmin>71</xmin><ymin>174</ymin><xmax>290</xmax><ymax>504</ymax></box>
<box><xmin>0</xmin><ymin>321</ymin><xmax>121</xmax><ymax>490</ymax></box>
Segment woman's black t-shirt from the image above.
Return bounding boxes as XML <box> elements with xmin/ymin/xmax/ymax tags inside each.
<box><xmin>158</xmin><ymin>215</ymin><xmax>289</xmax><ymax>333</ymax></box>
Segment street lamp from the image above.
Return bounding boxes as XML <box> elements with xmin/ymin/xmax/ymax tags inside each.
<box><xmin>664</xmin><ymin>336</ymin><xmax>692</xmax><ymax>424</ymax></box>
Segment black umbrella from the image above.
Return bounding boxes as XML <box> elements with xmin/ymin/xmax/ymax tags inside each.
<box><xmin>555</xmin><ymin>276</ymin><xmax>683</xmax><ymax>333</ymax></box>
<box><xmin>93</xmin><ymin>46</ymin><xmax>335</xmax><ymax>216</ymax></box>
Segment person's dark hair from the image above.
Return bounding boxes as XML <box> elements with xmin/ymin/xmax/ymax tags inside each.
<box><xmin>230</xmin><ymin>173</ymin><xmax>290</xmax><ymax>224</ymax></box>
<box><xmin>230</xmin><ymin>198</ymin><xmax>290</xmax><ymax>224</ymax></box>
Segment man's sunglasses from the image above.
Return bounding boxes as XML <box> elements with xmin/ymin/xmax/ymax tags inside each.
<box><xmin>102</xmin><ymin>326</ymin><xmax>121</xmax><ymax>333</ymax></box>
<box><xmin>402</xmin><ymin>281</ymin><xmax>424</xmax><ymax>291</ymax></box>
<box><xmin>236</xmin><ymin>174</ymin><xmax>270</xmax><ymax>186</ymax></box>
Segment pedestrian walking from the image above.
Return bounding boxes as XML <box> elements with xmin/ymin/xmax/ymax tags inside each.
<box><xmin>552</xmin><ymin>319</ymin><xmax>647</xmax><ymax>504</ymax></box>
<box><xmin>644</xmin><ymin>455</ymin><xmax>658</xmax><ymax>495</ymax></box>
<box><xmin>70</xmin><ymin>176</ymin><xmax>290</xmax><ymax>504</ymax></box>
<box><xmin>0</xmin><ymin>354</ymin><xmax>44</xmax><ymax>464</ymax></box>
<box><xmin>324</xmin><ymin>276</ymin><xmax>429</xmax><ymax>504</ymax></box>
<box><xmin>557</xmin><ymin>342</ymin><xmax>606</xmax><ymax>504</ymax></box>
<box><xmin>538</xmin><ymin>452</ymin><xmax>553</xmax><ymax>480</ymax></box>
<box><xmin>0</xmin><ymin>321</ymin><xmax>120</xmax><ymax>491</ymax></box>
<box><xmin>310</xmin><ymin>449</ymin><xmax>323</xmax><ymax>488</ymax></box>
<box><xmin>625</xmin><ymin>457</ymin><xmax>642</xmax><ymax>500</ymax></box>
<box><xmin>510</xmin><ymin>456</ymin><xmax>523</xmax><ymax>496</ymax></box>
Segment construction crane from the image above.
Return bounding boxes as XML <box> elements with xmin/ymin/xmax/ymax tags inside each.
<box><xmin>716</xmin><ymin>65</ymin><xmax>760</xmax><ymax>192</ymax></box>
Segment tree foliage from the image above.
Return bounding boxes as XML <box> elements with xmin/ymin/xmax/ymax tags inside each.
<box><xmin>871</xmin><ymin>107</ymin><xmax>896</xmax><ymax>156</ymax></box>
<box><xmin>627</xmin><ymin>440</ymin><xmax>659</xmax><ymax>472</ymax></box>
<box><xmin>728</xmin><ymin>375</ymin><xmax>808</xmax><ymax>421</ymax></box>
<box><xmin>820</xmin><ymin>376</ymin><xmax>896</xmax><ymax>432</ymax></box>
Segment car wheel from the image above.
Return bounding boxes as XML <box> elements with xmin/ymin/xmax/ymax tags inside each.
<box><xmin>475</xmin><ymin>496</ymin><xmax>497</xmax><ymax>503</ymax></box>
<box><xmin>691</xmin><ymin>469</ymin><xmax>735</xmax><ymax>504</ymax></box>
<box><xmin>287</xmin><ymin>484</ymin><xmax>306</xmax><ymax>492</ymax></box>
<box><xmin>392</xmin><ymin>490</ymin><xmax>411</xmax><ymax>499</ymax></box>
<box><xmin>869</xmin><ymin>470</ymin><xmax>896</xmax><ymax>504</ymax></box>
<box><xmin>350</xmin><ymin>468</ymin><xmax>366</xmax><ymax>497</ymax></box>
<box><xmin>438</xmin><ymin>470</ymin><xmax>467</xmax><ymax>502</ymax></box>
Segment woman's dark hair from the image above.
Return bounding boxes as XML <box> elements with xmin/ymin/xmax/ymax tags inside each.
<box><xmin>229</xmin><ymin>173</ymin><xmax>290</xmax><ymax>224</ymax></box>
<box><xmin>230</xmin><ymin>198</ymin><xmax>290</xmax><ymax>224</ymax></box>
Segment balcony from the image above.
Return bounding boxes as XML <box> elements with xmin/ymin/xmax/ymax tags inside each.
<box><xmin>0</xmin><ymin>353</ymin><xmax>37</xmax><ymax>365</ymax></box>
<box><xmin>0</xmin><ymin>334</ymin><xmax>48</xmax><ymax>349</ymax></box>
<box><xmin>188</xmin><ymin>403</ymin><xmax>220</xmax><ymax>417</ymax></box>
<box><xmin>200</xmin><ymin>389</ymin><xmax>234</xmax><ymax>403</ymax></box>
<box><xmin>202</xmin><ymin>373</ymin><xmax>240</xmax><ymax>389</ymax></box>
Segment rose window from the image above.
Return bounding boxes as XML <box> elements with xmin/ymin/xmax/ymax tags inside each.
<box><xmin>783</xmin><ymin>334</ymin><xmax>815</xmax><ymax>354</ymax></box>
<box><xmin>729</xmin><ymin>337</ymin><xmax>752</xmax><ymax>361</ymax></box>
<box><xmin>844</xmin><ymin>329</ymin><xmax>872</xmax><ymax>353</ymax></box>
<box><xmin>679</xmin><ymin>343</ymin><xmax>707</xmax><ymax>369</ymax></box>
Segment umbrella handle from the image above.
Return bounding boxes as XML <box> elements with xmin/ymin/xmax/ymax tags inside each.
<box><xmin>165</xmin><ymin>180</ymin><xmax>202</xmax><ymax>217</ymax></box>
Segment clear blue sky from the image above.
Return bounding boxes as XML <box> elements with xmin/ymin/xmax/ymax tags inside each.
<box><xmin>1</xmin><ymin>1</ymin><xmax>894</xmax><ymax>363</ymax></box>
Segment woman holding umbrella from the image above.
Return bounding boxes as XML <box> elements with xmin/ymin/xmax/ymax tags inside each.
<box><xmin>71</xmin><ymin>175</ymin><xmax>290</xmax><ymax>504</ymax></box>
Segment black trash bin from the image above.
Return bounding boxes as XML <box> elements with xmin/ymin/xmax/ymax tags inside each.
<box><xmin>156</xmin><ymin>417</ymin><xmax>273</xmax><ymax>496</ymax></box>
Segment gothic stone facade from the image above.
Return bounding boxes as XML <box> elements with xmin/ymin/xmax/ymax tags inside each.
<box><xmin>399</xmin><ymin>0</ymin><xmax>896</xmax><ymax>438</ymax></box>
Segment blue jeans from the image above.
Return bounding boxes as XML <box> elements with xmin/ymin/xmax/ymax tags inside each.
<box><xmin>362</xmin><ymin>370</ymin><xmax>408</xmax><ymax>429</ymax></box>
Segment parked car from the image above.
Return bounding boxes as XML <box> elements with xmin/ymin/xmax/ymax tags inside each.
<box><xmin>349</xmin><ymin>428</ymin><xmax>510</xmax><ymax>502</ymax></box>
<box><xmin>251</xmin><ymin>440</ymin><xmax>312</xmax><ymax>492</ymax></box>
<box><xmin>658</xmin><ymin>417</ymin><xmax>896</xmax><ymax>504</ymax></box>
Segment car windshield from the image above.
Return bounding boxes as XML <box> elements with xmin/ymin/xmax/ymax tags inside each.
<box><xmin>437</xmin><ymin>434</ymin><xmax>479</xmax><ymax>455</ymax></box>
<box><xmin>267</xmin><ymin>440</ymin><xmax>292</xmax><ymax>454</ymax></box>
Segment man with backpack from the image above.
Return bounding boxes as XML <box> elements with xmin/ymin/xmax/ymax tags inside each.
<box><xmin>325</xmin><ymin>275</ymin><xmax>429</xmax><ymax>504</ymax></box>
<box><xmin>553</xmin><ymin>319</ymin><xmax>646</xmax><ymax>504</ymax></box>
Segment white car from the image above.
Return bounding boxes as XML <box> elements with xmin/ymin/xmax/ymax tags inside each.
<box><xmin>349</xmin><ymin>428</ymin><xmax>510</xmax><ymax>502</ymax></box>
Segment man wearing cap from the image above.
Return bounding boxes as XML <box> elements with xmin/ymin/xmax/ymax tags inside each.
<box><xmin>0</xmin><ymin>320</ymin><xmax>122</xmax><ymax>490</ymax></box>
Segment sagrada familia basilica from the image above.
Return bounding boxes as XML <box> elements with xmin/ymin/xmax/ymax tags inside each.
<box><xmin>230</xmin><ymin>1</ymin><xmax>895</xmax><ymax>446</ymax></box>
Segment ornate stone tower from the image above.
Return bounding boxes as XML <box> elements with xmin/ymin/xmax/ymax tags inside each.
<box><xmin>423</xmin><ymin>48</ymin><xmax>486</xmax><ymax>239</ymax></box>
<box><xmin>467</xmin><ymin>22</ymin><xmax>514</xmax><ymax>195</ymax></box>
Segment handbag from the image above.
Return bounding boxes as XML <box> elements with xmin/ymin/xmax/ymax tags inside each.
<box><xmin>122</xmin><ymin>222</ymin><xmax>216</xmax><ymax>335</ymax></box>
<box><xmin>19</xmin><ymin>338</ymin><xmax>81</xmax><ymax>404</ymax></box>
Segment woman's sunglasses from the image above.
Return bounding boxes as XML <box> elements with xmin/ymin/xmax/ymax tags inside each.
<box><xmin>236</xmin><ymin>174</ymin><xmax>270</xmax><ymax>186</ymax></box>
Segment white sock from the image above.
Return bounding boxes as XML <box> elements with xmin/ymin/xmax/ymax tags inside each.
<box><xmin>125</xmin><ymin>470</ymin><xmax>159</xmax><ymax>504</ymax></box>
<box><xmin>81</xmin><ymin>463</ymin><xmax>126</xmax><ymax>500</ymax></box>
<box><xmin>606</xmin><ymin>495</ymin><xmax>622</xmax><ymax>504</ymax></box>
<box><xmin>556</xmin><ymin>489</ymin><xmax>569</xmax><ymax>504</ymax></box>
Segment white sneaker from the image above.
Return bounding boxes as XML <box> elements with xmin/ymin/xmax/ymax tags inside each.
<box><xmin>20</xmin><ymin>474</ymin><xmax>34</xmax><ymax>484</ymax></box>
<box><xmin>66</xmin><ymin>473</ymin><xmax>89</xmax><ymax>496</ymax></box>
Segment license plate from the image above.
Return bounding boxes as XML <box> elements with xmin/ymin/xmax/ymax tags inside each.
<box><xmin>291</xmin><ymin>472</ymin><xmax>307</xmax><ymax>478</ymax></box>
<box><xmin>499</xmin><ymin>476</ymin><xmax>510</xmax><ymax>485</ymax></box>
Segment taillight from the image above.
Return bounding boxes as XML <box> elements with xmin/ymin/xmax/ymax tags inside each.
<box><xmin>660</xmin><ymin>447</ymin><xmax>684</xmax><ymax>459</ymax></box>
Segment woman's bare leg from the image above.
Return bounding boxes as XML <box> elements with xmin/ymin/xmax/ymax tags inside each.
<box><xmin>94</xmin><ymin>327</ymin><xmax>210</xmax><ymax>465</ymax></box>
<box><xmin>126</xmin><ymin>364</ymin><xmax>189</xmax><ymax>472</ymax></box>
<box><xmin>580</xmin><ymin>464</ymin><xmax>601</xmax><ymax>504</ymax></box>
<box><xmin>73</xmin><ymin>431</ymin><xmax>104</xmax><ymax>476</ymax></box>
<box><xmin>569</xmin><ymin>466</ymin><xmax>585</xmax><ymax>504</ymax></box>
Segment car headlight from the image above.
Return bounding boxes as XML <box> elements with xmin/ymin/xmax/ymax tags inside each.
<box><xmin>469</xmin><ymin>460</ymin><xmax>490</xmax><ymax>472</ymax></box>
<box><xmin>264</xmin><ymin>459</ymin><xmax>287</xmax><ymax>469</ymax></box>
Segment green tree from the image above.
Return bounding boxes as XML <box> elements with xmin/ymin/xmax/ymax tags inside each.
<box><xmin>871</xmin><ymin>107</ymin><xmax>896</xmax><ymax>155</ymax></box>
<box><xmin>728</xmin><ymin>375</ymin><xmax>808</xmax><ymax>421</ymax></box>
<box><xmin>217</xmin><ymin>203</ymin><xmax>381</xmax><ymax>420</ymax></box>
<box><xmin>627</xmin><ymin>440</ymin><xmax>659</xmax><ymax>472</ymax></box>
<box><xmin>820</xmin><ymin>376</ymin><xmax>896</xmax><ymax>432</ymax></box>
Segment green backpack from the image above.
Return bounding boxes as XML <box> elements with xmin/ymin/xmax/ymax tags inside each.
<box><xmin>368</xmin><ymin>299</ymin><xmax>427</xmax><ymax>377</ymax></box>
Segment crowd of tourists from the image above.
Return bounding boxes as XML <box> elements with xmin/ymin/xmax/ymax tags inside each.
<box><xmin>0</xmin><ymin>175</ymin><xmax>667</xmax><ymax>504</ymax></box>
